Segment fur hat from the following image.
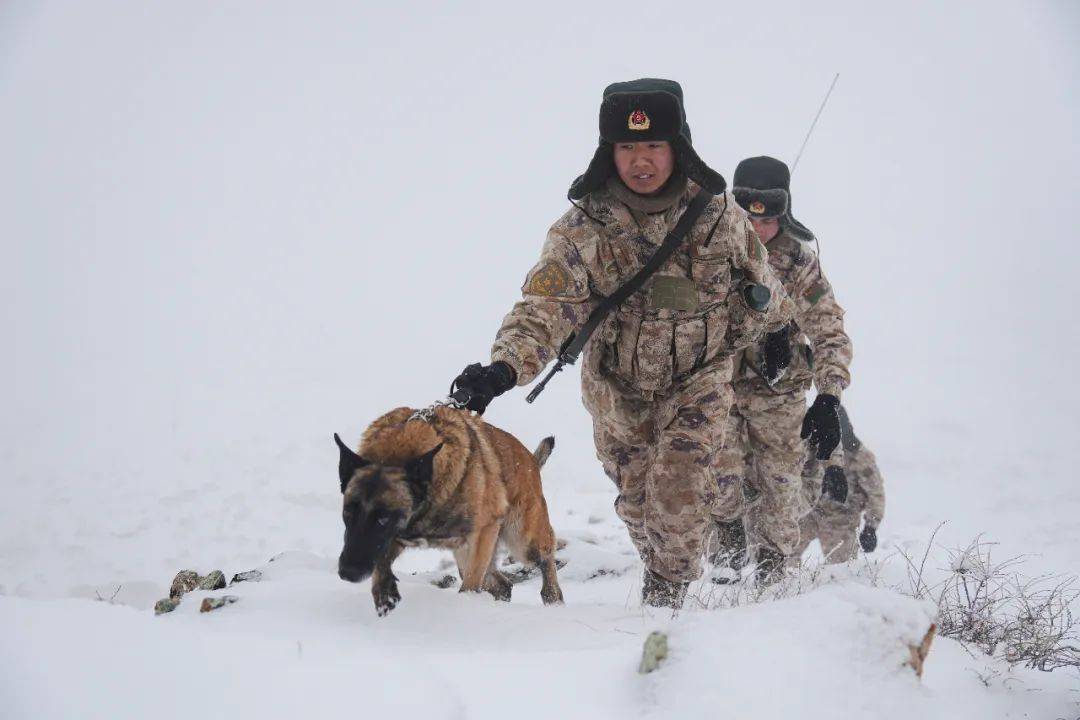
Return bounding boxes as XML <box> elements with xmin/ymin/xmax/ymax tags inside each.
<box><xmin>732</xmin><ymin>156</ymin><xmax>814</xmax><ymax>243</ymax></box>
<box><xmin>568</xmin><ymin>78</ymin><xmax>726</xmax><ymax>201</ymax></box>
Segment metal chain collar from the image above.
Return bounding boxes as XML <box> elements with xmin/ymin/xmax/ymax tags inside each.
<box><xmin>408</xmin><ymin>396</ymin><xmax>467</xmax><ymax>423</ymax></box>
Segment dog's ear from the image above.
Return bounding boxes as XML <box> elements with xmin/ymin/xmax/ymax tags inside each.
<box><xmin>405</xmin><ymin>442</ymin><xmax>443</xmax><ymax>496</ymax></box>
<box><xmin>335</xmin><ymin>433</ymin><xmax>370</xmax><ymax>493</ymax></box>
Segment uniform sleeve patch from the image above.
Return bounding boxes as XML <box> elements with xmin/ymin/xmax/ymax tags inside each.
<box><xmin>803</xmin><ymin>282</ymin><xmax>829</xmax><ymax>305</ymax></box>
<box><xmin>526</xmin><ymin>262</ymin><xmax>574</xmax><ymax>298</ymax></box>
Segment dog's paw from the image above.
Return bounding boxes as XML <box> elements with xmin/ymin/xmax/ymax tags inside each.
<box><xmin>373</xmin><ymin>585</ymin><xmax>401</xmax><ymax>617</ymax></box>
<box><xmin>375</xmin><ymin>595</ymin><xmax>398</xmax><ymax>617</ymax></box>
<box><xmin>486</xmin><ymin>573</ymin><xmax>513</xmax><ymax>602</ymax></box>
<box><xmin>541</xmin><ymin>587</ymin><xmax>564</xmax><ymax>605</ymax></box>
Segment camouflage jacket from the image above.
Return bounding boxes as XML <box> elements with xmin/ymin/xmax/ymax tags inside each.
<box><xmin>738</xmin><ymin>230</ymin><xmax>852</xmax><ymax>398</ymax></box>
<box><xmin>490</xmin><ymin>182</ymin><xmax>794</xmax><ymax>395</ymax></box>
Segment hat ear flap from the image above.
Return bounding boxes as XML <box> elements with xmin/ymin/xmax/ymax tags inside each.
<box><xmin>569</xmin><ymin>143</ymin><xmax>614</xmax><ymax>201</ymax></box>
<box><xmin>334</xmin><ymin>433</ymin><xmax>370</xmax><ymax>493</ymax></box>
<box><xmin>674</xmin><ymin>137</ymin><xmax>726</xmax><ymax>195</ymax></box>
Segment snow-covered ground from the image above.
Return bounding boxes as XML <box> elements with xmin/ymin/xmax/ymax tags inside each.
<box><xmin>2</xmin><ymin>1</ymin><xmax>1078</xmax><ymax>718</ymax></box>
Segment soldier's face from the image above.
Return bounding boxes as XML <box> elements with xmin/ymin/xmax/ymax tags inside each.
<box><xmin>613</xmin><ymin>141</ymin><xmax>675</xmax><ymax>195</ymax></box>
<box><xmin>749</xmin><ymin>217</ymin><xmax>781</xmax><ymax>243</ymax></box>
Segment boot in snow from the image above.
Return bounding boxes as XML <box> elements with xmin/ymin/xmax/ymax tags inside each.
<box><xmin>709</xmin><ymin>518</ymin><xmax>748</xmax><ymax>584</ymax></box>
<box><xmin>755</xmin><ymin>546</ymin><xmax>787</xmax><ymax>586</ymax></box>
<box><xmin>642</xmin><ymin>568</ymin><xmax>689</xmax><ymax>609</ymax></box>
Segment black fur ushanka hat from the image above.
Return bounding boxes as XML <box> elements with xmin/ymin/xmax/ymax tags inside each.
<box><xmin>732</xmin><ymin>156</ymin><xmax>815</xmax><ymax>243</ymax></box>
<box><xmin>568</xmin><ymin>78</ymin><xmax>727</xmax><ymax>201</ymax></box>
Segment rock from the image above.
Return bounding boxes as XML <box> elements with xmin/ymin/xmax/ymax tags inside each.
<box><xmin>197</xmin><ymin>570</ymin><xmax>226</xmax><ymax>591</ymax></box>
<box><xmin>230</xmin><ymin>569</ymin><xmax>263</xmax><ymax>585</ymax></box>
<box><xmin>199</xmin><ymin>595</ymin><xmax>239</xmax><ymax>613</ymax></box>
<box><xmin>154</xmin><ymin>597</ymin><xmax>181</xmax><ymax>615</ymax></box>
<box><xmin>169</xmin><ymin>570</ymin><xmax>201</xmax><ymax>599</ymax></box>
<box><xmin>638</xmin><ymin>631</ymin><xmax>669</xmax><ymax>674</ymax></box>
<box><xmin>432</xmin><ymin>574</ymin><xmax>458</xmax><ymax>589</ymax></box>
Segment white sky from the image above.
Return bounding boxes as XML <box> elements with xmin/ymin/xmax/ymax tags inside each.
<box><xmin>1</xmin><ymin>0</ymin><xmax>1077</xmax><ymax>537</ymax></box>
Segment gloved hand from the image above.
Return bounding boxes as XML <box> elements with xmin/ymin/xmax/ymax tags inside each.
<box><xmin>801</xmin><ymin>393</ymin><xmax>841</xmax><ymax>460</ymax></box>
<box><xmin>859</xmin><ymin>523</ymin><xmax>878</xmax><ymax>553</ymax></box>
<box><xmin>821</xmin><ymin>465</ymin><xmax>848</xmax><ymax>503</ymax></box>
<box><xmin>450</xmin><ymin>361</ymin><xmax>516</xmax><ymax>415</ymax></box>
<box><xmin>760</xmin><ymin>325</ymin><xmax>792</xmax><ymax>386</ymax></box>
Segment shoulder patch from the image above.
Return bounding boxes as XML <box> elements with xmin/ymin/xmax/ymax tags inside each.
<box><xmin>527</xmin><ymin>262</ymin><xmax>574</xmax><ymax>298</ymax></box>
<box><xmin>803</xmin><ymin>281</ymin><xmax>829</xmax><ymax>305</ymax></box>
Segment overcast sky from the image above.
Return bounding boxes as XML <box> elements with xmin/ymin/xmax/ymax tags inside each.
<box><xmin>1</xmin><ymin>1</ymin><xmax>1077</xmax><ymax>503</ymax></box>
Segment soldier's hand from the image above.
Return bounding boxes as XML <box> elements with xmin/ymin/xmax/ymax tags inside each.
<box><xmin>450</xmin><ymin>361</ymin><xmax>516</xmax><ymax>415</ymax></box>
<box><xmin>859</xmin><ymin>523</ymin><xmax>878</xmax><ymax>553</ymax></box>
<box><xmin>801</xmin><ymin>393</ymin><xmax>841</xmax><ymax>460</ymax></box>
<box><xmin>821</xmin><ymin>465</ymin><xmax>848</xmax><ymax>503</ymax></box>
<box><xmin>760</xmin><ymin>325</ymin><xmax>792</xmax><ymax>386</ymax></box>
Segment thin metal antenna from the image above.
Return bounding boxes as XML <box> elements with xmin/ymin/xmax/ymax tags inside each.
<box><xmin>791</xmin><ymin>73</ymin><xmax>839</xmax><ymax>176</ymax></box>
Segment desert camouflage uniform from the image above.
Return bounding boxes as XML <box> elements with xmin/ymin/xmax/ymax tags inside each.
<box><xmin>709</xmin><ymin>229</ymin><xmax>852</xmax><ymax>557</ymax></box>
<box><xmin>796</xmin><ymin>439</ymin><xmax>885</xmax><ymax>562</ymax></box>
<box><xmin>491</xmin><ymin>182</ymin><xmax>793</xmax><ymax>582</ymax></box>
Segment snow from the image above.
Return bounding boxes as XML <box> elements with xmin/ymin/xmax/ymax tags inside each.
<box><xmin>2</xmin><ymin>0</ymin><xmax>1079</xmax><ymax>718</ymax></box>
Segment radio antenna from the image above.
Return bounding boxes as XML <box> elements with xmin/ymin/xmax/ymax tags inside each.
<box><xmin>791</xmin><ymin>73</ymin><xmax>839</xmax><ymax>175</ymax></box>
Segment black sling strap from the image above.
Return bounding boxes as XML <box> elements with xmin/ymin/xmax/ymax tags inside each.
<box><xmin>526</xmin><ymin>189</ymin><xmax>715</xmax><ymax>403</ymax></box>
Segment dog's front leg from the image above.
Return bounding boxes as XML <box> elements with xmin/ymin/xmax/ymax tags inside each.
<box><xmin>371</xmin><ymin>541</ymin><xmax>404</xmax><ymax>616</ymax></box>
<box><xmin>457</xmin><ymin>522</ymin><xmax>502</xmax><ymax>594</ymax></box>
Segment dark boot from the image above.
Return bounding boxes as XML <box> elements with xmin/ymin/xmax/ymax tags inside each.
<box><xmin>755</xmin><ymin>546</ymin><xmax>787</xmax><ymax>586</ymax></box>
<box><xmin>709</xmin><ymin>518</ymin><xmax>748</xmax><ymax>584</ymax></box>
<box><xmin>642</xmin><ymin>568</ymin><xmax>689</xmax><ymax>609</ymax></box>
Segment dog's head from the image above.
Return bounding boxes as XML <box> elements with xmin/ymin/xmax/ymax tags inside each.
<box><xmin>333</xmin><ymin>433</ymin><xmax>442</xmax><ymax>583</ymax></box>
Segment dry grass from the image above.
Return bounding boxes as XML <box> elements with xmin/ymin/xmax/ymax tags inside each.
<box><xmin>896</xmin><ymin>526</ymin><xmax>1079</xmax><ymax>673</ymax></box>
<box><xmin>686</xmin><ymin>526</ymin><xmax>1079</xmax><ymax>675</ymax></box>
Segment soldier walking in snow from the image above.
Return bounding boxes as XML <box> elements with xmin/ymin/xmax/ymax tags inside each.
<box><xmin>451</xmin><ymin>79</ymin><xmax>793</xmax><ymax>608</ymax></box>
<box><xmin>796</xmin><ymin>404</ymin><xmax>885</xmax><ymax>563</ymax></box>
<box><xmin>708</xmin><ymin>156</ymin><xmax>852</xmax><ymax>583</ymax></box>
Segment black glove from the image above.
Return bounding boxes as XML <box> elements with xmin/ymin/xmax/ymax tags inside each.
<box><xmin>801</xmin><ymin>393</ymin><xmax>841</xmax><ymax>460</ymax></box>
<box><xmin>760</xmin><ymin>325</ymin><xmax>792</xmax><ymax>386</ymax></box>
<box><xmin>859</xmin><ymin>524</ymin><xmax>878</xmax><ymax>553</ymax></box>
<box><xmin>450</xmin><ymin>361</ymin><xmax>516</xmax><ymax>415</ymax></box>
<box><xmin>821</xmin><ymin>465</ymin><xmax>848</xmax><ymax>503</ymax></box>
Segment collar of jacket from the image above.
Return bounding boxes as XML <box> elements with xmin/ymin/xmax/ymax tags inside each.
<box><xmin>604</xmin><ymin>170</ymin><xmax>688</xmax><ymax>215</ymax></box>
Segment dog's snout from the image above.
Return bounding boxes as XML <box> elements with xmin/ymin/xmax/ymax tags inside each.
<box><xmin>338</xmin><ymin>561</ymin><xmax>371</xmax><ymax>583</ymax></box>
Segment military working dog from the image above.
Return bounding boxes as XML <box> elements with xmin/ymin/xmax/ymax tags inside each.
<box><xmin>334</xmin><ymin>405</ymin><xmax>563</xmax><ymax>615</ymax></box>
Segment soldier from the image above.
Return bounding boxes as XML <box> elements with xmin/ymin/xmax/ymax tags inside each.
<box><xmin>796</xmin><ymin>404</ymin><xmax>885</xmax><ymax>563</ymax></box>
<box><xmin>708</xmin><ymin>156</ymin><xmax>852</xmax><ymax>583</ymax></box>
<box><xmin>450</xmin><ymin>79</ymin><xmax>793</xmax><ymax>608</ymax></box>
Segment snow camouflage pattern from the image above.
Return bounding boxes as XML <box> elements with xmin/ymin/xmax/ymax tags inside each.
<box><xmin>710</xmin><ymin>228</ymin><xmax>852</xmax><ymax>557</ymax></box>
<box><xmin>796</xmin><ymin>441</ymin><xmax>886</xmax><ymax>563</ymax></box>
<box><xmin>491</xmin><ymin>182</ymin><xmax>794</xmax><ymax>583</ymax></box>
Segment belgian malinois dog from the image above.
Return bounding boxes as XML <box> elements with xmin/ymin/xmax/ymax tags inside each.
<box><xmin>335</xmin><ymin>405</ymin><xmax>563</xmax><ymax>615</ymax></box>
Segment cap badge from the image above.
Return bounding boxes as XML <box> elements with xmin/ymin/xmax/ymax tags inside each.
<box><xmin>749</xmin><ymin>200</ymin><xmax>766</xmax><ymax>214</ymax></box>
<box><xmin>628</xmin><ymin>109</ymin><xmax>651</xmax><ymax>131</ymax></box>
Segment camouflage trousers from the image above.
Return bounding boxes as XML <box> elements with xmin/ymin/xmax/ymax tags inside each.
<box><xmin>794</xmin><ymin>441</ymin><xmax>885</xmax><ymax>563</ymax></box>
<box><xmin>794</xmin><ymin>496</ymin><xmax>860</xmax><ymax>563</ymax></box>
<box><xmin>708</xmin><ymin>380</ymin><xmax>809</xmax><ymax>557</ymax></box>
<box><xmin>583</xmin><ymin>362</ymin><xmax>734</xmax><ymax>583</ymax></box>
